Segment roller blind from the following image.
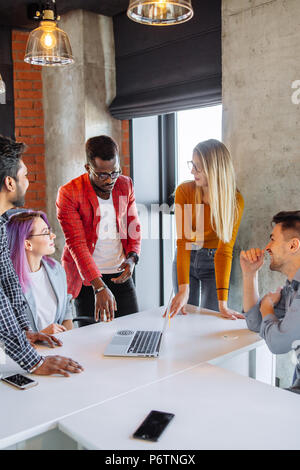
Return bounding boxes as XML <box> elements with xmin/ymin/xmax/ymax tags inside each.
<box><xmin>110</xmin><ymin>0</ymin><xmax>221</xmax><ymax>119</ymax></box>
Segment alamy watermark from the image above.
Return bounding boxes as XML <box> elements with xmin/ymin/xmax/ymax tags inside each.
<box><xmin>291</xmin><ymin>80</ymin><xmax>300</xmax><ymax>105</ymax></box>
<box><xmin>95</xmin><ymin>200</ymin><xmax>204</xmax><ymax>250</ymax></box>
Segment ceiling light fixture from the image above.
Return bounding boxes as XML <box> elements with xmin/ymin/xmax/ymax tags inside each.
<box><xmin>127</xmin><ymin>0</ymin><xmax>194</xmax><ymax>26</ymax></box>
<box><xmin>0</xmin><ymin>75</ymin><xmax>5</xmax><ymax>94</ymax></box>
<box><xmin>24</xmin><ymin>0</ymin><xmax>74</xmax><ymax>66</ymax></box>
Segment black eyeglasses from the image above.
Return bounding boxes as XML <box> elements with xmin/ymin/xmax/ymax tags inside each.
<box><xmin>187</xmin><ymin>161</ymin><xmax>204</xmax><ymax>174</ymax></box>
<box><xmin>89</xmin><ymin>167</ymin><xmax>122</xmax><ymax>181</ymax></box>
<box><xmin>29</xmin><ymin>228</ymin><xmax>53</xmax><ymax>238</ymax></box>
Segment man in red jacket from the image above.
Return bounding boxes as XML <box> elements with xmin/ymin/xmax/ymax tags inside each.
<box><xmin>56</xmin><ymin>135</ymin><xmax>141</xmax><ymax>324</ymax></box>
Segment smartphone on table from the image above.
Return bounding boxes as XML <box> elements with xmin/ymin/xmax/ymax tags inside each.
<box><xmin>133</xmin><ymin>410</ymin><xmax>175</xmax><ymax>442</ymax></box>
<box><xmin>1</xmin><ymin>373</ymin><xmax>38</xmax><ymax>390</ymax></box>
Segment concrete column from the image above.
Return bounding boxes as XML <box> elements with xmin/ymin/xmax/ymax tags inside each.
<box><xmin>222</xmin><ymin>0</ymin><xmax>300</xmax><ymax>386</ymax></box>
<box><xmin>42</xmin><ymin>10</ymin><xmax>121</xmax><ymax>255</ymax></box>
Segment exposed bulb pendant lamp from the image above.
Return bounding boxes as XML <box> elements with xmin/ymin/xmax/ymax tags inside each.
<box><xmin>0</xmin><ymin>75</ymin><xmax>6</xmax><ymax>94</ymax></box>
<box><xmin>127</xmin><ymin>0</ymin><xmax>194</xmax><ymax>26</ymax></box>
<box><xmin>24</xmin><ymin>0</ymin><xmax>74</xmax><ymax>66</ymax></box>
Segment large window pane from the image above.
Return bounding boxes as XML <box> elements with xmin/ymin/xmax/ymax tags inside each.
<box><xmin>177</xmin><ymin>105</ymin><xmax>222</xmax><ymax>184</ymax></box>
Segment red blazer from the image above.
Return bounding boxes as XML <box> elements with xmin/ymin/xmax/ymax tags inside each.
<box><xmin>56</xmin><ymin>173</ymin><xmax>141</xmax><ymax>298</ymax></box>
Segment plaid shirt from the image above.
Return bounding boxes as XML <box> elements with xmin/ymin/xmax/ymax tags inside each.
<box><xmin>0</xmin><ymin>216</ymin><xmax>41</xmax><ymax>371</ymax></box>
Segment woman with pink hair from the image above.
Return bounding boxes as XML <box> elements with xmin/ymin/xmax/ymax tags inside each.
<box><xmin>6</xmin><ymin>211</ymin><xmax>73</xmax><ymax>334</ymax></box>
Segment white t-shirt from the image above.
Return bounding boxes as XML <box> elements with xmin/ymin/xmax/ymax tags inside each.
<box><xmin>29</xmin><ymin>265</ymin><xmax>58</xmax><ymax>331</ymax></box>
<box><xmin>92</xmin><ymin>195</ymin><xmax>125</xmax><ymax>274</ymax></box>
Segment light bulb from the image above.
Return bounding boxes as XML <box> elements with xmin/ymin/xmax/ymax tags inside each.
<box><xmin>0</xmin><ymin>74</ymin><xmax>5</xmax><ymax>95</ymax></box>
<box><xmin>150</xmin><ymin>0</ymin><xmax>168</xmax><ymax>20</ymax></box>
<box><xmin>40</xmin><ymin>31</ymin><xmax>57</xmax><ymax>50</ymax></box>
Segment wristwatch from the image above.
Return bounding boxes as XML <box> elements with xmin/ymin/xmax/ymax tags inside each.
<box><xmin>29</xmin><ymin>357</ymin><xmax>45</xmax><ymax>374</ymax></box>
<box><xmin>126</xmin><ymin>252</ymin><xmax>139</xmax><ymax>265</ymax></box>
<box><xmin>94</xmin><ymin>286</ymin><xmax>107</xmax><ymax>295</ymax></box>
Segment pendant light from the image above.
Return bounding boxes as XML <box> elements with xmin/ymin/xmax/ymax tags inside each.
<box><xmin>24</xmin><ymin>1</ymin><xmax>74</xmax><ymax>66</ymax></box>
<box><xmin>0</xmin><ymin>74</ymin><xmax>6</xmax><ymax>104</ymax></box>
<box><xmin>0</xmin><ymin>75</ymin><xmax>5</xmax><ymax>94</ymax></box>
<box><xmin>127</xmin><ymin>0</ymin><xmax>194</xmax><ymax>26</ymax></box>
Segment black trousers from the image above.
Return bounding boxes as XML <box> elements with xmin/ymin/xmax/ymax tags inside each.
<box><xmin>74</xmin><ymin>273</ymin><xmax>139</xmax><ymax>325</ymax></box>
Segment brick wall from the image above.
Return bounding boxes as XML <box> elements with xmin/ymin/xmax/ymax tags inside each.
<box><xmin>12</xmin><ymin>30</ymin><xmax>46</xmax><ymax>212</ymax></box>
<box><xmin>121</xmin><ymin>120</ymin><xmax>131</xmax><ymax>177</ymax></box>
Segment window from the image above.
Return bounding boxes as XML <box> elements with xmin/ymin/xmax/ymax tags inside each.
<box><xmin>176</xmin><ymin>105</ymin><xmax>222</xmax><ymax>184</ymax></box>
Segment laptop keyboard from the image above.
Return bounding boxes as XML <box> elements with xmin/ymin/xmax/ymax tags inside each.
<box><xmin>127</xmin><ymin>331</ymin><xmax>161</xmax><ymax>355</ymax></box>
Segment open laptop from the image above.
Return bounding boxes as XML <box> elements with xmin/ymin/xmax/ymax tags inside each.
<box><xmin>104</xmin><ymin>293</ymin><xmax>173</xmax><ymax>358</ymax></box>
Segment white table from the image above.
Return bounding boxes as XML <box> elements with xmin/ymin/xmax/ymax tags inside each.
<box><xmin>59</xmin><ymin>363</ymin><xmax>300</xmax><ymax>450</ymax></box>
<box><xmin>0</xmin><ymin>306</ymin><xmax>267</xmax><ymax>450</ymax></box>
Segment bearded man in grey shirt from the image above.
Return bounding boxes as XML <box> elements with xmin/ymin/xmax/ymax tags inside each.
<box><xmin>240</xmin><ymin>211</ymin><xmax>300</xmax><ymax>388</ymax></box>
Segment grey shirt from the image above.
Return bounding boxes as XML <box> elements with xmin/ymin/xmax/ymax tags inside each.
<box><xmin>244</xmin><ymin>268</ymin><xmax>300</xmax><ymax>383</ymax></box>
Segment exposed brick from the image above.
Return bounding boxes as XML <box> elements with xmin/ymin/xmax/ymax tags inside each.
<box><xmin>122</xmin><ymin>140</ymin><xmax>130</xmax><ymax>157</ymax></box>
<box><xmin>122</xmin><ymin>166</ymin><xmax>130</xmax><ymax>177</ymax></box>
<box><xmin>37</xmin><ymin>190</ymin><xmax>46</xmax><ymax>200</ymax></box>
<box><xmin>12</xmin><ymin>31</ymin><xmax>28</xmax><ymax>42</ymax></box>
<box><xmin>20</xmin><ymin>127</ymin><xmax>44</xmax><ymax>136</ymax></box>
<box><xmin>14</xmin><ymin>99</ymin><xmax>33</xmax><ymax>109</ymax></box>
<box><xmin>17</xmin><ymin>91</ymin><xmax>43</xmax><ymax>100</ymax></box>
<box><xmin>14</xmin><ymin>51</ymin><xmax>28</xmax><ymax>62</ymax></box>
<box><xmin>17</xmin><ymin>71</ymin><xmax>41</xmax><ymax>81</ymax></box>
<box><xmin>34</xmin><ymin>136</ymin><xmax>45</xmax><ymax>145</ymax></box>
<box><xmin>30</xmin><ymin>182</ymin><xmax>46</xmax><ymax>191</ymax></box>
<box><xmin>14</xmin><ymin>61</ymin><xmax>33</xmax><ymax>71</ymax></box>
<box><xmin>32</xmin><ymin>81</ymin><xmax>43</xmax><ymax>90</ymax></box>
<box><xmin>25</xmin><ymin>200</ymin><xmax>43</xmax><ymax>209</ymax></box>
<box><xmin>123</xmin><ymin>156</ymin><xmax>130</xmax><ymax>166</ymax></box>
<box><xmin>15</xmin><ymin>118</ymin><xmax>40</xmax><ymax>128</ymax></box>
<box><xmin>13</xmin><ymin>41</ymin><xmax>27</xmax><ymax>51</ymax></box>
<box><xmin>122</xmin><ymin>130</ymin><xmax>129</xmax><ymax>141</ymax></box>
<box><xmin>14</xmin><ymin>80</ymin><xmax>33</xmax><ymax>90</ymax></box>
<box><xmin>19</xmin><ymin>108</ymin><xmax>44</xmax><ymax>118</ymax></box>
<box><xmin>22</xmin><ymin>155</ymin><xmax>36</xmax><ymax>165</ymax></box>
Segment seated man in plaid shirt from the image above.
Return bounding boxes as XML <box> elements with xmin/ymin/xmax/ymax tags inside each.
<box><xmin>56</xmin><ymin>135</ymin><xmax>141</xmax><ymax>325</ymax></box>
<box><xmin>0</xmin><ymin>135</ymin><xmax>83</xmax><ymax>377</ymax></box>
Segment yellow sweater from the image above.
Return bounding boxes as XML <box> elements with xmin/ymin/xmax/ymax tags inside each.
<box><xmin>175</xmin><ymin>181</ymin><xmax>244</xmax><ymax>301</ymax></box>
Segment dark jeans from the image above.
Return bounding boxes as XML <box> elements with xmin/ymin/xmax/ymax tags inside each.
<box><xmin>172</xmin><ymin>248</ymin><xmax>218</xmax><ymax>311</ymax></box>
<box><xmin>74</xmin><ymin>273</ymin><xmax>139</xmax><ymax>326</ymax></box>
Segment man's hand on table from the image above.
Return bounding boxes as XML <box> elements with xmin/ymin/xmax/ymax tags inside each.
<box><xmin>33</xmin><ymin>356</ymin><xmax>84</xmax><ymax>377</ymax></box>
<box><xmin>94</xmin><ymin>286</ymin><xmax>117</xmax><ymax>322</ymax></box>
<box><xmin>26</xmin><ymin>330</ymin><xmax>63</xmax><ymax>349</ymax></box>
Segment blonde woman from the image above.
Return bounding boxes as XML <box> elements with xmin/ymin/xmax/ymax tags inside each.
<box><xmin>169</xmin><ymin>139</ymin><xmax>244</xmax><ymax>320</ymax></box>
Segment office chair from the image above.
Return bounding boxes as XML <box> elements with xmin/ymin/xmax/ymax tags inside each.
<box><xmin>72</xmin><ymin>316</ymin><xmax>96</xmax><ymax>328</ymax></box>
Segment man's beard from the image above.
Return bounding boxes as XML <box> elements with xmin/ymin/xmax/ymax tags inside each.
<box><xmin>269</xmin><ymin>258</ymin><xmax>283</xmax><ymax>272</ymax></box>
<box><xmin>12</xmin><ymin>186</ymin><xmax>25</xmax><ymax>208</ymax></box>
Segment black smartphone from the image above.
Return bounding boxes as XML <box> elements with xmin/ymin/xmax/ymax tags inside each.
<box><xmin>1</xmin><ymin>374</ymin><xmax>38</xmax><ymax>390</ymax></box>
<box><xmin>133</xmin><ymin>410</ymin><xmax>175</xmax><ymax>442</ymax></box>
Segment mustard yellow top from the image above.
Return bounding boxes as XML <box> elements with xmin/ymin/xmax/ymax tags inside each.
<box><xmin>175</xmin><ymin>181</ymin><xmax>244</xmax><ymax>301</ymax></box>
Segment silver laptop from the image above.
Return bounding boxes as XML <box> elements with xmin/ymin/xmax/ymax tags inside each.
<box><xmin>104</xmin><ymin>293</ymin><xmax>172</xmax><ymax>358</ymax></box>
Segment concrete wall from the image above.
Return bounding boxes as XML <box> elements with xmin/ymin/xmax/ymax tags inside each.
<box><xmin>42</xmin><ymin>10</ymin><xmax>121</xmax><ymax>255</ymax></box>
<box><xmin>222</xmin><ymin>0</ymin><xmax>300</xmax><ymax>386</ymax></box>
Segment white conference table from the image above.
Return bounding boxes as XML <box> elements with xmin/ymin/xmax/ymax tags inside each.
<box><xmin>59</xmin><ymin>363</ymin><xmax>300</xmax><ymax>451</ymax></box>
<box><xmin>0</xmin><ymin>306</ymin><xmax>266</xmax><ymax>450</ymax></box>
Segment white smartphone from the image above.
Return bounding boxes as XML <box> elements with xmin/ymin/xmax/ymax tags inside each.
<box><xmin>1</xmin><ymin>373</ymin><xmax>38</xmax><ymax>390</ymax></box>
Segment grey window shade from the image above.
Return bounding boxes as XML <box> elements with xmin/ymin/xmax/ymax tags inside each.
<box><xmin>110</xmin><ymin>0</ymin><xmax>221</xmax><ymax>120</ymax></box>
<box><xmin>0</xmin><ymin>27</ymin><xmax>15</xmax><ymax>138</ymax></box>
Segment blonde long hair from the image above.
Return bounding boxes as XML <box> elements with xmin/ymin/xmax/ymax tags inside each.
<box><xmin>194</xmin><ymin>139</ymin><xmax>238</xmax><ymax>244</ymax></box>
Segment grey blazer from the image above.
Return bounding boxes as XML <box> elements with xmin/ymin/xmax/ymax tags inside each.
<box><xmin>24</xmin><ymin>258</ymin><xmax>73</xmax><ymax>332</ymax></box>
